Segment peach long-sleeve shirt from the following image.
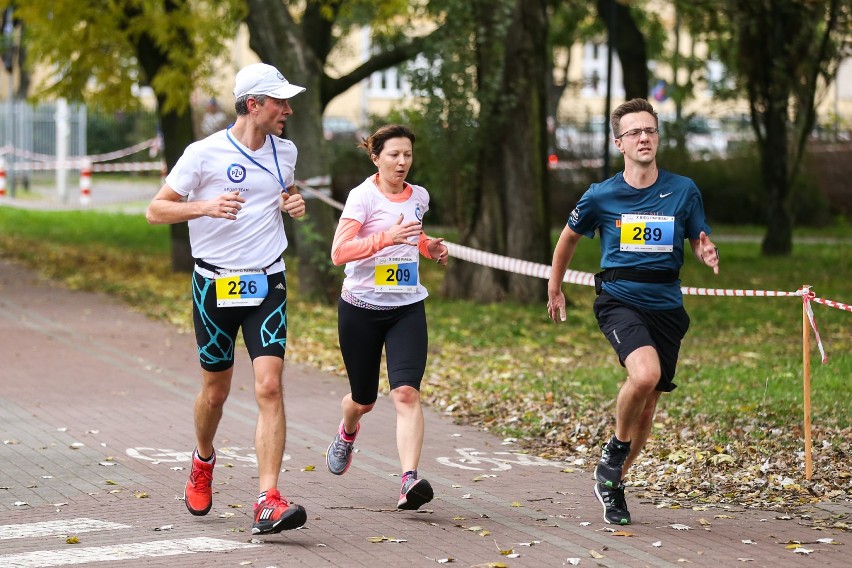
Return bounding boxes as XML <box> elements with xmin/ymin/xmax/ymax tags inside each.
<box><xmin>331</xmin><ymin>186</ymin><xmax>435</xmax><ymax>266</ymax></box>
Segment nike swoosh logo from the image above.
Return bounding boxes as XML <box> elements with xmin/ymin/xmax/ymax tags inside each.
<box><xmin>659</xmin><ymin>192</ymin><xmax>673</xmax><ymax>198</ymax></box>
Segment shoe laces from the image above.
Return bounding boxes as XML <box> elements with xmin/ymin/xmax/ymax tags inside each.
<box><xmin>189</xmin><ymin>465</ymin><xmax>212</xmax><ymax>491</ymax></box>
<box><xmin>332</xmin><ymin>435</ymin><xmax>353</xmax><ymax>460</ymax></box>
<box><xmin>602</xmin><ymin>484</ymin><xmax>627</xmax><ymax>509</ymax></box>
<box><xmin>401</xmin><ymin>474</ymin><xmax>417</xmax><ymax>493</ymax></box>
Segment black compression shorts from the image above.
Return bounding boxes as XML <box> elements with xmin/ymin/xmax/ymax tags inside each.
<box><xmin>337</xmin><ymin>298</ymin><xmax>427</xmax><ymax>405</ymax></box>
<box><xmin>191</xmin><ymin>270</ymin><xmax>288</xmax><ymax>372</ymax></box>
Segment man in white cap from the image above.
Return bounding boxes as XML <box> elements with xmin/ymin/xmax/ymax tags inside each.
<box><xmin>146</xmin><ymin>62</ymin><xmax>308</xmax><ymax>535</ymax></box>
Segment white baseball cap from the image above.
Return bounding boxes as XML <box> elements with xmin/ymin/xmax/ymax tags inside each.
<box><xmin>233</xmin><ymin>63</ymin><xmax>306</xmax><ymax>100</ymax></box>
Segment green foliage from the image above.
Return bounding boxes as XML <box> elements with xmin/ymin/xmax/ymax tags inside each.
<box><xmin>87</xmin><ymin>107</ymin><xmax>159</xmax><ymax>156</ymax></box>
<box><xmin>9</xmin><ymin>0</ymin><xmax>246</xmax><ymax>113</ymax></box>
<box><xmin>656</xmin><ymin>146</ymin><xmax>833</xmax><ymax>227</ymax></box>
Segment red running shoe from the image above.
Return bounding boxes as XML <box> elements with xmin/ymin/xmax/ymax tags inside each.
<box><xmin>252</xmin><ymin>488</ymin><xmax>307</xmax><ymax>534</ymax></box>
<box><xmin>184</xmin><ymin>450</ymin><xmax>215</xmax><ymax>516</ymax></box>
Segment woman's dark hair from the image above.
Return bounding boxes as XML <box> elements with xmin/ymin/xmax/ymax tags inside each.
<box><xmin>360</xmin><ymin>124</ymin><xmax>415</xmax><ymax>157</ymax></box>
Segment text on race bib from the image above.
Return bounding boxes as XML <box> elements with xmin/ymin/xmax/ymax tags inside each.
<box><xmin>215</xmin><ymin>270</ymin><xmax>269</xmax><ymax>307</ymax></box>
<box><xmin>374</xmin><ymin>257</ymin><xmax>418</xmax><ymax>293</ymax></box>
<box><xmin>619</xmin><ymin>214</ymin><xmax>675</xmax><ymax>252</ymax></box>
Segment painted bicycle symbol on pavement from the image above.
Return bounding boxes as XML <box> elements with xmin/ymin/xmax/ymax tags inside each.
<box><xmin>435</xmin><ymin>447</ymin><xmax>568</xmax><ymax>471</ymax></box>
<box><xmin>126</xmin><ymin>447</ymin><xmax>292</xmax><ymax>467</ymax></box>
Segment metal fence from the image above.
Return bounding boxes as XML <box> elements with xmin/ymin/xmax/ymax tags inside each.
<box><xmin>0</xmin><ymin>99</ymin><xmax>87</xmax><ymax>194</ymax></box>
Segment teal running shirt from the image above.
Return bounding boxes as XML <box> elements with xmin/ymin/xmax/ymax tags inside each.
<box><xmin>567</xmin><ymin>169</ymin><xmax>711</xmax><ymax>310</ymax></box>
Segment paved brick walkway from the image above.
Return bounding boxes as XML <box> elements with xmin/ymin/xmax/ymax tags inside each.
<box><xmin>0</xmin><ymin>258</ymin><xmax>848</xmax><ymax>567</ymax></box>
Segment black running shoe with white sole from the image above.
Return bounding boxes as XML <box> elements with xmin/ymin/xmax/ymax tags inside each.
<box><xmin>594</xmin><ymin>482</ymin><xmax>631</xmax><ymax>525</ymax></box>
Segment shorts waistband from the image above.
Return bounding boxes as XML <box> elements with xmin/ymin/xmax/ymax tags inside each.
<box><xmin>194</xmin><ymin>258</ymin><xmax>284</xmax><ymax>279</ymax></box>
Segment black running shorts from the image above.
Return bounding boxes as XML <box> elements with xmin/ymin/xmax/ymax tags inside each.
<box><xmin>191</xmin><ymin>270</ymin><xmax>288</xmax><ymax>372</ymax></box>
<box><xmin>592</xmin><ymin>291</ymin><xmax>690</xmax><ymax>392</ymax></box>
<box><xmin>337</xmin><ymin>298</ymin><xmax>428</xmax><ymax>405</ymax></box>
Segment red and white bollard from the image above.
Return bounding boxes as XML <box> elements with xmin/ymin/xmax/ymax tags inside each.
<box><xmin>79</xmin><ymin>159</ymin><xmax>92</xmax><ymax>205</ymax></box>
<box><xmin>0</xmin><ymin>159</ymin><xmax>6</xmax><ymax>199</ymax></box>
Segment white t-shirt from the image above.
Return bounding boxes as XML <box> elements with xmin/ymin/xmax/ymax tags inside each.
<box><xmin>166</xmin><ymin>129</ymin><xmax>296</xmax><ymax>271</ymax></box>
<box><xmin>341</xmin><ymin>176</ymin><xmax>431</xmax><ymax>307</ymax></box>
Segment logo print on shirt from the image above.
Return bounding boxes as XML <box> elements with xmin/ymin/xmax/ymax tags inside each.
<box><xmin>415</xmin><ymin>203</ymin><xmax>424</xmax><ymax>222</ymax></box>
<box><xmin>227</xmin><ymin>163</ymin><xmax>247</xmax><ymax>183</ymax></box>
<box><xmin>659</xmin><ymin>192</ymin><xmax>673</xmax><ymax>198</ymax></box>
<box><xmin>569</xmin><ymin>207</ymin><xmax>580</xmax><ymax>225</ymax></box>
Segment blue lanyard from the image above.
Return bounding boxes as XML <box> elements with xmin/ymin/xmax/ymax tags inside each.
<box><xmin>226</xmin><ymin>127</ymin><xmax>287</xmax><ymax>192</ymax></box>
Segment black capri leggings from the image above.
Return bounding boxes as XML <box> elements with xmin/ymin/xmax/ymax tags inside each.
<box><xmin>337</xmin><ymin>298</ymin><xmax>428</xmax><ymax>405</ymax></box>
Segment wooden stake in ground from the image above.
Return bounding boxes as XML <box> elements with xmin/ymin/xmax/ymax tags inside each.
<box><xmin>801</xmin><ymin>284</ymin><xmax>812</xmax><ymax>481</ymax></box>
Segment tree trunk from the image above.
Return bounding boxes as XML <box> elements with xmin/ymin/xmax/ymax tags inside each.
<box><xmin>244</xmin><ymin>0</ymin><xmax>338</xmax><ymax>301</ymax></box>
<box><xmin>758</xmin><ymin>101</ymin><xmax>793</xmax><ymax>256</ymax></box>
<box><xmin>443</xmin><ymin>0</ymin><xmax>550</xmax><ymax>303</ymax></box>
<box><xmin>598</xmin><ymin>0</ymin><xmax>649</xmax><ymax>100</ymax></box>
<box><xmin>131</xmin><ymin>0</ymin><xmax>195</xmax><ymax>272</ymax></box>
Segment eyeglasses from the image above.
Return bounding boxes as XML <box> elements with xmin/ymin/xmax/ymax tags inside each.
<box><xmin>616</xmin><ymin>127</ymin><xmax>659</xmax><ymax>140</ymax></box>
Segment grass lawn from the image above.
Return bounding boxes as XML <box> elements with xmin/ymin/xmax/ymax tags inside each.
<box><xmin>1</xmin><ymin>206</ymin><xmax>849</xmax><ymax>514</ymax></box>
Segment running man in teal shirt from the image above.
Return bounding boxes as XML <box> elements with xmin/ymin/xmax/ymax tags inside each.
<box><xmin>547</xmin><ymin>98</ymin><xmax>720</xmax><ymax>525</ymax></box>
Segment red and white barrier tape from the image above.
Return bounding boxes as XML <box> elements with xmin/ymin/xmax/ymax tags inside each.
<box><xmin>8</xmin><ymin>160</ymin><xmax>164</xmax><ymax>172</ymax></box>
<box><xmin>801</xmin><ymin>287</ymin><xmax>828</xmax><ymax>364</ymax></box>
<box><xmin>812</xmin><ymin>297</ymin><xmax>852</xmax><ymax>312</ymax></box>
<box><xmin>0</xmin><ymin>138</ymin><xmax>159</xmax><ymax>164</ymax></box>
<box><xmin>445</xmin><ymin>241</ymin><xmax>596</xmax><ymax>287</ymax></box>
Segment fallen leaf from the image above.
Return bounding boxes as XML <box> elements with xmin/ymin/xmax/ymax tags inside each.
<box><xmin>228</xmin><ymin>503</ymin><xmax>243</xmax><ymax>508</ymax></box>
<box><xmin>589</xmin><ymin>550</ymin><xmax>604</xmax><ymax>559</ymax></box>
<box><xmin>134</xmin><ymin>491</ymin><xmax>148</xmax><ymax>499</ymax></box>
<box><xmin>670</xmin><ymin>524</ymin><xmax>691</xmax><ymax>531</ymax></box>
<box><xmin>511</xmin><ymin>502</ymin><xmax>523</xmax><ymax>507</ymax></box>
<box><xmin>302</xmin><ymin>465</ymin><xmax>316</xmax><ymax>472</ymax></box>
<box><xmin>104</xmin><ymin>480</ymin><xmax>118</xmax><ymax>486</ymax></box>
<box><xmin>66</xmin><ymin>536</ymin><xmax>79</xmax><ymax>544</ymax></box>
<box><xmin>611</xmin><ymin>531</ymin><xmax>633</xmax><ymax>537</ymax></box>
<box><xmin>816</xmin><ymin>538</ymin><xmax>837</xmax><ymax>545</ymax></box>
<box><xmin>793</xmin><ymin>548</ymin><xmax>813</xmax><ymax>555</ymax></box>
